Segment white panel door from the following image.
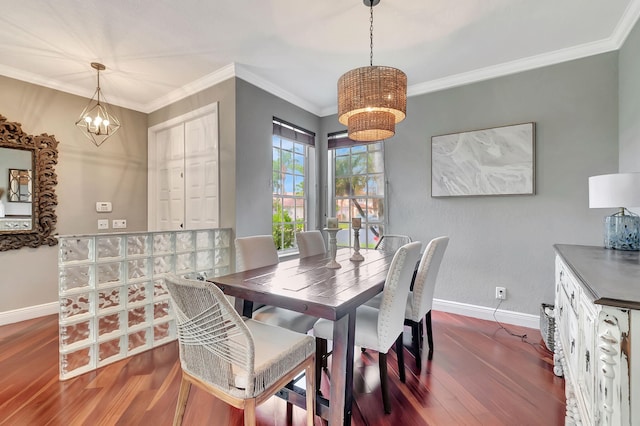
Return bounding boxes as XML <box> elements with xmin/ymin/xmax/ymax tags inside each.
<box><xmin>184</xmin><ymin>111</ymin><xmax>219</xmax><ymax>229</ymax></box>
<box><xmin>155</xmin><ymin>125</ymin><xmax>185</xmax><ymax>231</ymax></box>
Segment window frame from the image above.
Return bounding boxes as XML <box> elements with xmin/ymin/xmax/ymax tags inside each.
<box><xmin>328</xmin><ymin>132</ymin><xmax>386</xmax><ymax>249</ymax></box>
<box><xmin>272</xmin><ymin>118</ymin><xmax>315</xmax><ymax>253</ymax></box>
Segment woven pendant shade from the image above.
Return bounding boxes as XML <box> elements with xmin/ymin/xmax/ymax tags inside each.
<box><xmin>337</xmin><ymin>65</ymin><xmax>407</xmax><ymax>142</ymax></box>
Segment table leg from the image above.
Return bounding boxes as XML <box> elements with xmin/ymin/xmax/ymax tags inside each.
<box><xmin>329</xmin><ymin>312</ymin><xmax>356</xmax><ymax>426</ymax></box>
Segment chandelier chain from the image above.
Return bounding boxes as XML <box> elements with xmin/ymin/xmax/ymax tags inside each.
<box><xmin>369</xmin><ymin>1</ymin><xmax>374</xmax><ymax>66</ymax></box>
<box><xmin>96</xmin><ymin>68</ymin><xmax>102</xmax><ymax>104</ymax></box>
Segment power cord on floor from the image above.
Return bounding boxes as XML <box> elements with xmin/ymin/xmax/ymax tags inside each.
<box><xmin>492</xmin><ymin>299</ymin><xmax>527</xmax><ymax>340</ymax></box>
<box><xmin>492</xmin><ymin>299</ymin><xmax>550</xmax><ymax>353</ymax></box>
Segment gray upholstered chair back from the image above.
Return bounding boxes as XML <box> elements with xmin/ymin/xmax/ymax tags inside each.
<box><xmin>376</xmin><ymin>241</ymin><xmax>422</xmax><ymax>350</ymax></box>
<box><xmin>296</xmin><ymin>230</ymin><xmax>326</xmax><ymax>258</ymax></box>
<box><xmin>235</xmin><ymin>235</ymin><xmax>279</xmax><ymax>271</ymax></box>
<box><xmin>408</xmin><ymin>236</ymin><xmax>449</xmax><ymax>321</ymax></box>
<box><xmin>375</xmin><ymin>234</ymin><xmax>412</xmax><ymax>252</ymax></box>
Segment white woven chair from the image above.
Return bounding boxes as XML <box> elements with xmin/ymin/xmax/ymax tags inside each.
<box><xmin>164</xmin><ymin>274</ymin><xmax>316</xmax><ymax>426</ymax></box>
<box><xmin>374</xmin><ymin>234</ymin><xmax>412</xmax><ymax>252</ymax></box>
<box><xmin>313</xmin><ymin>241</ymin><xmax>422</xmax><ymax>414</ymax></box>
<box><xmin>366</xmin><ymin>236</ymin><xmax>449</xmax><ymax>369</ymax></box>
<box><xmin>296</xmin><ymin>230</ymin><xmax>326</xmax><ymax>258</ymax></box>
<box><xmin>236</xmin><ymin>235</ymin><xmax>319</xmax><ymax>334</ymax></box>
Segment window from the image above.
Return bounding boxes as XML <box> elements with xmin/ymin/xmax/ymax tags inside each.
<box><xmin>272</xmin><ymin>118</ymin><xmax>315</xmax><ymax>251</ymax></box>
<box><xmin>329</xmin><ymin>132</ymin><xmax>385</xmax><ymax>248</ymax></box>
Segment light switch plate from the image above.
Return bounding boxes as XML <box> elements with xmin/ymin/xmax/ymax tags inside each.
<box><xmin>112</xmin><ymin>219</ymin><xmax>127</xmax><ymax>229</ymax></box>
<box><xmin>97</xmin><ymin>219</ymin><xmax>109</xmax><ymax>230</ymax></box>
<box><xmin>96</xmin><ymin>201</ymin><xmax>112</xmax><ymax>213</ymax></box>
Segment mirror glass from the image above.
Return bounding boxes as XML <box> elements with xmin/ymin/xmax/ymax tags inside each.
<box><xmin>0</xmin><ymin>147</ymin><xmax>33</xmax><ymax>231</ymax></box>
<box><xmin>8</xmin><ymin>169</ymin><xmax>33</xmax><ymax>202</ymax></box>
<box><xmin>0</xmin><ymin>114</ymin><xmax>58</xmax><ymax>251</ymax></box>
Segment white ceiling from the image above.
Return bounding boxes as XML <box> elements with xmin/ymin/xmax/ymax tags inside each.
<box><xmin>1</xmin><ymin>0</ymin><xmax>639</xmax><ymax>116</ymax></box>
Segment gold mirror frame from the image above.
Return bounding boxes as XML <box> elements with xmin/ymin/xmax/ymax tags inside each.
<box><xmin>0</xmin><ymin>114</ymin><xmax>58</xmax><ymax>251</ymax></box>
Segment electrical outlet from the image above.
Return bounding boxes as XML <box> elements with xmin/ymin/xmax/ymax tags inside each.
<box><xmin>112</xmin><ymin>219</ymin><xmax>127</xmax><ymax>229</ymax></box>
<box><xmin>495</xmin><ymin>286</ymin><xmax>507</xmax><ymax>300</ymax></box>
<box><xmin>97</xmin><ymin>219</ymin><xmax>109</xmax><ymax>230</ymax></box>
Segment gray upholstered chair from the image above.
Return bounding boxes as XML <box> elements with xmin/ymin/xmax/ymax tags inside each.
<box><xmin>374</xmin><ymin>234</ymin><xmax>412</xmax><ymax>252</ymax></box>
<box><xmin>236</xmin><ymin>235</ymin><xmax>319</xmax><ymax>334</ymax></box>
<box><xmin>313</xmin><ymin>241</ymin><xmax>422</xmax><ymax>414</ymax></box>
<box><xmin>296</xmin><ymin>230</ymin><xmax>326</xmax><ymax>258</ymax></box>
<box><xmin>366</xmin><ymin>236</ymin><xmax>449</xmax><ymax>369</ymax></box>
<box><xmin>164</xmin><ymin>274</ymin><xmax>316</xmax><ymax>426</ymax></box>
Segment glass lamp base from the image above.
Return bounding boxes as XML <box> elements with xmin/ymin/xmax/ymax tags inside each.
<box><xmin>604</xmin><ymin>214</ymin><xmax>640</xmax><ymax>251</ymax></box>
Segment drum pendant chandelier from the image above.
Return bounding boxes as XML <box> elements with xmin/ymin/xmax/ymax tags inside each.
<box><xmin>337</xmin><ymin>0</ymin><xmax>407</xmax><ymax>142</ymax></box>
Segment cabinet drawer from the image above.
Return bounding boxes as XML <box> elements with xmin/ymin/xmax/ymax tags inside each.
<box><xmin>557</xmin><ymin>260</ymin><xmax>580</xmax><ymax>317</ymax></box>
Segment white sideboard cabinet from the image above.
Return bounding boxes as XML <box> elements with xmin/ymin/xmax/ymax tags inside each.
<box><xmin>553</xmin><ymin>244</ymin><xmax>640</xmax><ymax>425</ymax></box>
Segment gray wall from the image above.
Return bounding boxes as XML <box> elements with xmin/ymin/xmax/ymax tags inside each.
<box><xmin>235</xmin><ymin>79</ymin><xmax>321</xmax><ymax>238</ymax></box>
<box><xmin>0</xmin><ymin>34</ymin><xmax>631</xmax><ymax>318</ymax></box>
<box><xmin>619</xmin><ymin>16</ymin><xmax>640</xmax><ymax>175</ymax></box>
<box><xmin>322</xmin><ymin>53</ymin><xmax>619</xmax><ymax>315</ymax></box>
<box><xmin>0</xmin><ymin>75</ymin><xmax>148</xmax><ymax>312</ymax></box>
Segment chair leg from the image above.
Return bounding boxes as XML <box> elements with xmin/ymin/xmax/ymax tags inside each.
<box><xmin>395</xmin><ymin>333</ymin><xmax>405</xmax><ymax>383</ymax></box>
<box><xmin>305</xmin><ymin>358</ymin><xmax>316</xmax><ymax>426</ymax></box>
<box><xmin>315</xmin><ymin>337</ymin><xmax>325</xmax><ymax>394</ymax></box>
<box><xmin>244</xmin><ymin>399</ymin><xmax>257</xmax><ymax>426</ymax></box>
<box><xmin>286</xmin><ymin>402</ymin><xmax>293</xmax><ymax>424</ymax></box>
<box><xmin>426</xmin><ymin>310</ymin><xmax>434</xmax><ymax>360</ymax></box>
<box><xmin>411</xmin><ymin>321</ymin><xmax>422</xmax><ymax>369</ymax></box>
<box><xmin>378</xmin><ymin>352</ymin><xmax>391</xmax><ymax>414</ymax></box>
<box><xmin>173</xmin><ymin>376</ymin><xmax>192</xmax><ymax>426</ymax></box>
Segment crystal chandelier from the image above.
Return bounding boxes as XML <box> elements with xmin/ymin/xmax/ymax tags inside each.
<box><xmin>75</xmin><ymin>62</ymin><xmax>121</xmax><ymax>147</ymax></box>
<box><xmin>337</xmin><ymin>0</ymin><xmax>407</xmax><ymax>142</ymax></box>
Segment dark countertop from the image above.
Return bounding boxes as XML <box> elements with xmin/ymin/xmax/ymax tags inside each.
<box><xmin>554</xmin><ymin>244</ymin><xmax>640</xmax><ymax>310</ymax></box>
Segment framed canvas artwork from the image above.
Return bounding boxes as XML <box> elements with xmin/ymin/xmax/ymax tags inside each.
<box><xmin>431</xmin><ymin>122</ymin><xmax>535</xmax><ymax>197</ymax></box>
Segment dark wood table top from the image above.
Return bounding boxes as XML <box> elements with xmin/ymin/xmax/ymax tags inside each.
<box><xmin>209</xmin><ymin>248</ymin><xmax>395</xmax><ymax>320</ymax></box>
<box><xmin>554</xmin><ymin>244</ymin><xmax>640</xmax><ymax>310</ymax></box>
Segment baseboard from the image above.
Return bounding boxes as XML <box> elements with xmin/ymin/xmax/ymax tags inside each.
<box><xmin>0</xmin><ymin>299</ymin><xmax>540</xmax><ymax>329</ymax></box>
<box><xmin>0</xmin><ymin>302</ymin><xmax>58</xmax><ymax>326</ymax></box>
<box><xmin>433</xmin><ymin>298</ymin><xmax>540</xmax><ymax>329</ymax></box>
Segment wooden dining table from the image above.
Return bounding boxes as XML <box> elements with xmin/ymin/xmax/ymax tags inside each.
<box><xmin>208</xmin><ymin>247</ymin><xmax>396</xmax><ymax>426</ymax></box>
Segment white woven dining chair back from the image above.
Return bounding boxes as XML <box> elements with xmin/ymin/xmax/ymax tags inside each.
<box><xmin>296</xmin><ymin>230</ymin><xmax>326</xmax><ymax>258</ymax></box>
<box><xmin>164</xmin><ymin>274</ymin><xmax>258</xmax><ymax>397</ymax></box>
<box><xmin>409</xmin><ymin>236</ymin><xmax>449</xmax><ymax>322</ymax></box>
<box><xmin>376</xmin><ymin>241</ymin><xmax>422</xmax><ymax>350</ymax></box>
<box><xmin>375</xmin><ymin>234</ymin><xmax>412</xmax><ymax>252</ymax></box>
<box><xmin>235</xmin><ymin>235</ymin><xmax>279</xmax><ymax>271</ymax></box>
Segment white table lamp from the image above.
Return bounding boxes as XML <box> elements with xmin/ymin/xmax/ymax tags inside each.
<box><xmin>589</xmin><ymin>173</ymin><xmax>640</xmax><ymax>250</ymax></box>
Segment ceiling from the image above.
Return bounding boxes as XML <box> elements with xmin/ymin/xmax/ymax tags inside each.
<box><xmin>1</xmin><ymin>0</ymin><xmax>639</xmax><ymax>116</ymax></box>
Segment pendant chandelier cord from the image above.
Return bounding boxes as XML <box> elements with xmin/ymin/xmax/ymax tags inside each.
<box><xmin>96</xmin><ymin>69</ymin><xmax>102</xmax><ymax>104</ymax></box>
<box><xmin>369</xmin><ymin>0</ymin><xmax>374</xmax><ymax>66</ymax></box>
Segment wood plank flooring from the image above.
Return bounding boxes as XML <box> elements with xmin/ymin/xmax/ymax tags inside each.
<box><xmin>0</xmin><ymin>311</ymin><xmax>566</xmax><ymax>425</ymax></box>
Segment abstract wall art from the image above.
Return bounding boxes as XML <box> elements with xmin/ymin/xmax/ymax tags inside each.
<box><xmin>431</xmin><ymin>122</ymin><xmax>535</xmax><ymax>197</ymax></box>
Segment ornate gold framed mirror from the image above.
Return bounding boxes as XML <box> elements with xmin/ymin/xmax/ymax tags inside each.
<box><xmin>0</xmin><ymin>114</ymin><xmax>58</xmax><ymax>251</ymax></box>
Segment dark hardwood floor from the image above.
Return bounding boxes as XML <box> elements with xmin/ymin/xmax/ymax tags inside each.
<box><xmin>0</xmin><ymin>311</ymin><xmax>566</xmax><ymax>425</ymax></box>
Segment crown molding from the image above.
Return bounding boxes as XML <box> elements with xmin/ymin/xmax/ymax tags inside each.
<box><xmin>407</xmin><ymin>38</ymin><xmax>619</xmax><ymax>99</ymax></box>
<box><xmin>2</xmin><ymin>1</ymin><xmax>639</xmax><ymax>118</ymax></box>
<box><xmin>233</xmin><ymin>65</ymin><xmax>323</xmax><ymax>116</ymax></box>
<box><xmin>0</xmin><ymin>63</ymin><xmax>150</xmax><ymax>112</ymax></box>
<box><xmin>321</xmin><ymin>0</ymin><xmax>640</xmax><ymax>117</ymax></box>
<box><xmin>142</xmin><ymin>63</ymin><xmax>236</xmax><ymax>113</ymax></box>
<box><xmin>612</xmin><ymin>0</ymin><xmax>640</xmax><ymax>47</ymax></box>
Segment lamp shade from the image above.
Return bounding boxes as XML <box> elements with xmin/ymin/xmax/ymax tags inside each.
<box><xmin>588</xmin><ymin>173</ymin><xmax>640</xmax><ymax>209</ymax></box>
<box><xmin>337</xmin><ymin>65</ymin><xmax>407</xmax><ymax>142</ymax></box>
